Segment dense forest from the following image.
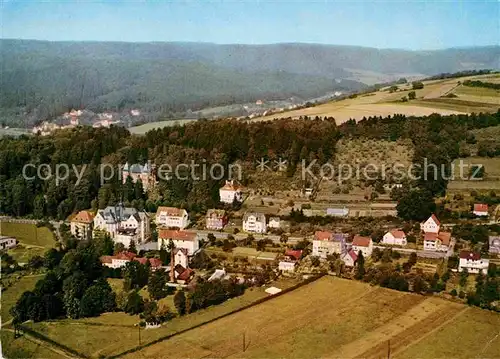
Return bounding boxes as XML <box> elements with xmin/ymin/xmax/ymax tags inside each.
<box><xmin>1</xmin><ymin>110</ymin><xmax>500</xmax><ymax>221</ymax></box>
<box><xmin>1</xmin><ymin>39</ymin><xmax>499</xmax><ymax>127</ymax></box>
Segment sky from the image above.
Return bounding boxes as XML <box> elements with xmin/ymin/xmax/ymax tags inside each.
<box><xmin>0</xmin><ymin>0</ymin><xmax>498</xmax><ymax>50</ymax></box>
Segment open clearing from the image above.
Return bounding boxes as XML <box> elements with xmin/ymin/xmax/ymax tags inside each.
<box><xmin>448</xmin><ymin>156</ymin><xmax>500</xmax><ymax>192</ymax></box>
<box><xmin>0</xmin><ymin>222</ymin><xmax>56</xmax><ymax>248</ymax></box>
<box><xmin>120</xmin><ymin>277</ymin><xmax>499</xmax><ymax>359</ymax></box>
<box><xmin>256</xmin><ymin>74</ymin><xmax>499</xmax><ymax>124</ymax></box>
<box><xmin>128</xmin><ymin>119</ymin><xmax>197</xmax><ymax>134</ymax></box>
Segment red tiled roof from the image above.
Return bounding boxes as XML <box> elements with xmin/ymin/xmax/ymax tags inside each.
<box><xmin>72</xmin><ymin>210</ymin><xmax>94</xmax><ymax>223</ymax></box>
<box><xmin>115</xmin><ymin>251</ymin><xmax>137</xmax><ymax>260</ymax></box>
<box><xmin>133</xmin><ymin>257</ymin><xmax>148</xmax><ymax>265</ymax></box>
<box><xmin>459</xmin><ymin>251</ymin><xmax>481</xmax><ymax>261</ymax></box>
<box><xmin>474</xmin><ymin>204</ymin><xmax>489</xmax><ymax>213</ymax></box>
<box><xmin>156</xmin><ymin>207</ymin><xmax>185</xmax><ymax>217</ymax></box>
<box><xmin>100</xmin><ymin>255</ymin><xmax>113</xmax><ymax>264</ymax></box>
<box><xmin>158</xmin><ymin>229</ymin><xmax>197</xmax><ymax>241</ymax></box>
<box><xmin>220</xmin><ymin>180</ymin><xmax>241</xmax><ymax>191</ymax></box>
<box><xmin>352</xmin><ymin>236</ymin><xmax>371</xmax><ymax>247</ymax></box>
<box><xmin>390</xmin><ymin>230</ymin><xmax>406</xmax><ymax>239</ymax></box>
<box><xmin>149</xmin><ymin>258</ymin><xmax>163</xmax><ymax>268</ymax></box>
<box><xmin>314</xmin><ymin>231</ymin><xmax>333</xmax><ymax>241</ymax></box>
<box><xmin>438</xmin><ymin>232</ymin><xmax>451</xmax><ymax>245</ymax></box>
<box><xmin>284</xmin><ymin>249</ymin><xmax>303</xmax><ymax>261</ymax></box>
<box><xmin>430</xmin><ymin>214</ymin><xmax>441</xmax><ymax>226</ymax></box>
<box><xmin>424</xmin><ymin>233</ymin><xmax>438</xmax><ymax>242</ymax></box>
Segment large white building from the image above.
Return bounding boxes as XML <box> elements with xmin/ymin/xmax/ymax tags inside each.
<box><xmin>156</xmin><ymin>207</ymin><xmax>189</xmax><ymax>229</ymax></box>
<box><xmin>382</xmin><ymin>230</ymin><xmax>407</xmax><ymax>246</ymax></box>
<box><xmin>459</xmin><ymin>251</ymin><xmax>490</xmax><ymax>274</ymax></box>
<box><xmin>158</xmin><ymin>229</ymin><xmax>199</xmax><ymax>255</ymax></box>
<box><xmin>312</xmin><ymin>231</ymin><xmax>347</xmax><ymax>259</ymax></box>
<box><xmin>93</xmin><ymin>205</ymin><xmax>150</xmax><ymax>245</ymax></box>
<box><xmin>242</xmin><ymin>212</ymin><xmax>267</xmax><ymax>233</ymax></box>
<box><xmin>219</xmin><ymin>180</ymin><xmax>242</xmax><ymax>204</ymax></box>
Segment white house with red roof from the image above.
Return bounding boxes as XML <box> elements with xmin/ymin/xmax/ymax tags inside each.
<box><xmin>473</xmin><ymin>203</ymin><xmax>489</xmax><ymax>217</ymax></box>
<box><xmin>382</xmin><ymin>230</ymin><xmax>407</xmax><ymax>246</ymax></box>
<box><xmin>340</xmin><ymin>249</ymin><xmax>358</xmax><ymax>267</ymax></box>
<box><xmin>312</xmin><ymin>231</ymin><xmax>347</xmax><ymax>259</ymax></box>
<box><xmin>219</xmin><ymin>180</ymin><xmax>242</xmax><ymax>204</ymax></box>
<box><xmin>156</xmin><ymin>207</ymin><xmax>189</xmax><ymax>229</ymax></box>
<box><xmin>423</xmin><ymin>231</ymin><xmax>452</xmax><ymax>252</ymax></box>
<box><xmin>352</xmin><ymin>235</ymin><xmax>373</xmax><ymax>257</ymax></box>
<box><xmin>173</xmin><ymin>248</ymin><xmax>189</xmax><ymax>268</ymax></box>
<box><xmin>100</xmin><ymin>251</ymin><xmax>164</xmax><ymax>270</ymax></box>
<box><xmin>459</xmin><ymin>251</ymin><xmax>490</xmax><ymax>273</ymax></box>
<box><xmin>420</xmin><ymin>214</ymin><xmax>441</xmax><ymax>234</ymax></box>
<box><xmin>158</xmin><ymin>229</ymin><xmax>199</xmax><ymax>255</ymax></box>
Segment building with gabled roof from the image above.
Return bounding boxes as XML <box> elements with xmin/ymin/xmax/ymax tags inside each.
<box><xmin>473</xmin><ymin>203</ymin><xmax>489</xmax><ymax>217</ymax></box>
<box><xmin>156</xmin><ymin>207</ymin><xmax>189</xmax><ymax>229</ymax></box>
<box><xmin>219</xmin><ymin>180</ymin><xmax>242</xmax><ymax>204</ymax></box>
<box><xmin>122</xmin><ymin>162</ymin><xmax>156</xmax><ymax>191</ymax></box>
<box><xmin>158</xmin><ymin>229</ymin><xmax>199</xmax><ymax>255</ymax></box>
<box><xmin>423</xmin><ymin>231</ymin><xmax>452</xmax><ymax>252</ymax></box>
<box><xmin>340</xmin><ymin>249</ymin><xmax>358</xmax><ymax>267</ymax></box>
<box><xmin>70</xmin><ymin>210</ymin><xmax>95</xmax><ymax>240</ymax></box>
<box><xmin>206</xmin><ymin>209</ymin><xmax>228</xmax><ymax>230</ymax></box>
<box><xmin>242</xmin><ymin>212</ymin><xmax>266</xmax><ymax>233</ymax></box>
<box><xmin>93</xmin><ymin>204</ymin><xmax>150</xmax><ymax>245</ymax></box>
<box><xmin>421</xmin><ymin>214</ymin><xmax>441</xmax><ymax>234</ymax></box>
<box><xmin>382</xmin><ymin>230</ymin><xmax>407</xmax><ymax>246</ymax></box>
<box><xmin>459</xmin><ymin>251</ymin><xmax>489</xmax><ymax>273</ymax></box>
<box><xmin>312</xmin><ymin>231</ymin><xmax>347</xmax><ymax>259</ymax></box>
<box><xmin>352</xmin><ymin>235</ymin><xmax>373</xmax><ymax>257</ymax></box>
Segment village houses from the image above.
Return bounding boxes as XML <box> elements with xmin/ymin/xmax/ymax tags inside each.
<box><xmin>352</xmin><ymin>236</ymin><xmax>373</xmax><ymax>257</ymax></box>
<box><xmin>219</xmin><ymin>180</ymin><xmax>243</xmax><ymax>204</ymax></box>
<box><xmin>173</xmin><ymin>248</ymin><xmax>189</xmax><ymax>268</ymax></box>
<box><xmin>158</xmin><ymin>229</ymin><xmax>199</xmax><ymax>255</ymax></box>
<box><xmin>382</xmin><ymin>230</ymin><xmax>407</xmax><ymax>246</ymax></box>
<box><xmin>458</xmin><ymin>251</ymin><xmax>490</xmax><ymax>273</ymax></box>
<box><xmin>205</xmin><ymin>209</ymin><xmax>228</xmax><ymax>230</ymax></box>
<box><xmin>242</xmin><ymin>212</ymin><xmax>267</xmax><ymax>233</ymax></box>
<box><xmin>423</xmin><ymin>231</ymin><xmax>452</xmax><ymax>252</ymax></box>
<box><xmin>93</xmin><ymin>204</ymin><xmax>150</xmax><ymax>246</ymax></box>
<box><xmin>156</xmin><ymin>207</ymin><xmax>190</xmax><ymax>229</ymax></box>
<box><xmin>70</xmin><ymin>210</ymin><xmax>95</xmax><ymax>240</ymax></box>
<box><xmin>312</xmin><ymin>231</ymin><xmax>347</xmax><ymax>259</ymax></box>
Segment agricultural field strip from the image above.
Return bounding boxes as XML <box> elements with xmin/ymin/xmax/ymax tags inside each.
<box><xmin>355</xmin><ymin>302</ymin><xmax>467</xmax><ymax>359</ymax></box>
<box><xmin>125</xmin><ymin>280</ymin><xmax>440</xmax><ymax>359</ymax></box>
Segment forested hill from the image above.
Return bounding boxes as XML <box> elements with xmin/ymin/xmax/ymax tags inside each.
<box><xmin>1</xmin><ymin>39</ymin><xmax>498</xmax><ymax>127</ymax></box>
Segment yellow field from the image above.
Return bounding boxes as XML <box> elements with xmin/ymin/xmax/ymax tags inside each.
<box><xmin>256</xmin><ymin>74</ymin><xmax>499</xmax><ymax>124</ymax></box>
<box><xmin>448</xmin><ymin>156</ymin><xmax>500</xmax><ymax>192</ymax></box>
<box><xmin>120</xmin><ymin>277</ymin><xmax>500</xmax><ymax>359</ymax></box>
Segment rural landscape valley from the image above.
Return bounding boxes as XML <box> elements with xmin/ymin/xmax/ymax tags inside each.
<box><xmin>1</xmin><ymin>1</ymin><xmax>500</xmax><ymax>359</ymax></box>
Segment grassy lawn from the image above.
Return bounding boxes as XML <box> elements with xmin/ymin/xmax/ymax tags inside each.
<box><xmin>1</xmin><ymin>274</ymin><xmax>44</xmax><ymax>323</ymax></box>
<box><xmin>29</xmin><ymin>277</ymin><xmax>300</xmax><ymax>358</ymax></box>
<box><xmin>1</xmin><ymin>330</ymin><xmax>64</xmax><ymax>359</ymax></box>
<box><xmin>206</xmin><ymin>246</ymin><xmax>278</xmax><ymax>261</ymax></box>
<box><xmin>7</xmin><ymin>245</ymin><xmax>48</xmax><ymax>263</ymax></box>
<box><xmin>1</xmin><ymin>222</ymin><xmax>56</xmax><ymax>248</ymax></box>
